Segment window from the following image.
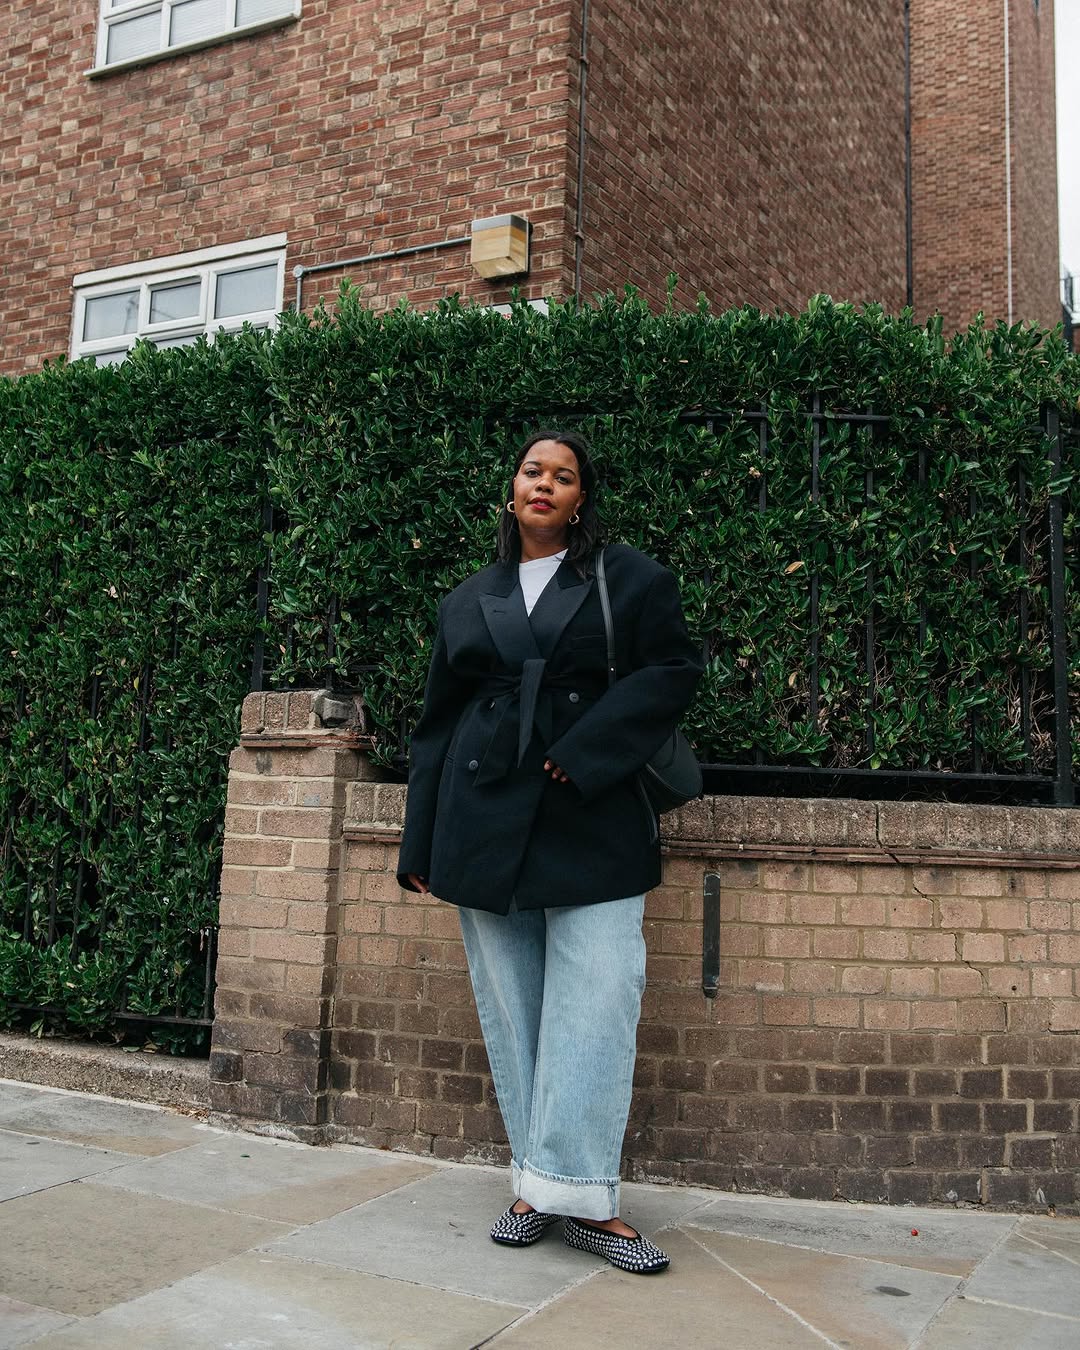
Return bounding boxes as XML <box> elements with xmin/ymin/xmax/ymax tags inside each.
<box><xmin>93</xmin><ymin>0</ymin><xmax>299</xmax><ymax>74</ymax></box>
<box><xmin>71</xmin><ymin>235</ymin><xmax>286</xmax><ymax>365</ymax></box>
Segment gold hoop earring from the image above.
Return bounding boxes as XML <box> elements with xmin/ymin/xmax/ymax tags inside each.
<box><xmin>506</xmin><ymin>502</ymin><xmax>516</xmax><ymax>514</ymax></box>
<box><xmin>569</xmin><ymin>512</ymin><xmax>580</xmax><ymax>525</ymax></box>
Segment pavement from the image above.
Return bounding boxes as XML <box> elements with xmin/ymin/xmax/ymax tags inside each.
<box><xmin>1</xmin><ymin>1082</ymin><xmax>1078</xmax><ymax>1350</ymax></box>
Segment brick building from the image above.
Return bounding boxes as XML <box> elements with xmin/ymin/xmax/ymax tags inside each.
<box><xmin>0</xmin><ymin>2</ymin><xmax>1060</xmax><ymax>376</ymax></box>
<box><xmin>911</xmin><ymin>0</ymin><xmax>1060</xmax><ymax>332</ymax></box>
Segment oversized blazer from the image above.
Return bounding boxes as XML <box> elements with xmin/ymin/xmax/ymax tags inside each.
<box><xmin>396</xmin><ymin>543</ymin><xmax>704</xmax><ymax>914</ymax></box>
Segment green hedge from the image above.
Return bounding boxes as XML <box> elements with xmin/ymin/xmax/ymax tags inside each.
<box><xmin>0</xmin><ymin>335</ymin><xmax>269</xmax><ymax>1047</ymax></box>
<box><xmin>1</xmin><ymin>291</ymin><xmax>1077</xmax><ymax>1045</ymax></box>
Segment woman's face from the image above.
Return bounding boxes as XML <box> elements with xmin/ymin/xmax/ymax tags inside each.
<box><xmin>511</xmin><ymin>439</ymin><xmax>586</xmax><ymax>537</ymax></box>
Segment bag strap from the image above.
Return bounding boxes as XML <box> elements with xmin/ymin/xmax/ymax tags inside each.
<box><xmin>595</xmin><ymin>547</ymin><xmax>617</xmax><ymax>689</ymax></box>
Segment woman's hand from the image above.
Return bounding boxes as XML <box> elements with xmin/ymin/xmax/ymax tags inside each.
<box><xmin>543</xmin><ymin>760</ymin><xmax>571</xmax><ymax>783</ymax></box>
<box><xmin>407</xmin><ymin>873</ymin><xmax>431</xmax><ymax>894</ymax></box>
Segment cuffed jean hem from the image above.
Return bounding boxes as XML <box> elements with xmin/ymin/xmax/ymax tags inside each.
<box><xmin>513</xmin><ymin>1160</ymin><xmax>620</xmax><ymax>1221</ymax></box>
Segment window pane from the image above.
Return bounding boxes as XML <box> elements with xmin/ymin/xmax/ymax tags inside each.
<box><xmin>83</xmin><ymin>290</ymin><xmax>139</xmax><ymax>341</ymax></box>
<box><xmin>154</xmin><ymin>334</ymin><xmax>200</xmax><ymax>349</ymax></box>
<box><xmin>235</xmin><ymin>0</ymin><xmax>293</xmax><ymax>24</ymax></box>
<box><xmin>94</xmin><ymin>350</ymin><xmax>130</xmax><ymax>367</ymax></box>
<box><xmin>213</xmin><ymin>263</ymin><xmax>278</xmax><ymax>319</ymax></box>
<box><xmin>106</xmin><ymin>11</ymin><xmax>161</xmax><ymax>63</ymax></box>
<box><xmin>149</xmin><ymin>279</ymin><xmax>201</xmax><ymax>324</ymax></box>
<box><xmin>169</xmin><ymin>0</ymin><xmax>227</xmax><ymax>46</ymax></box>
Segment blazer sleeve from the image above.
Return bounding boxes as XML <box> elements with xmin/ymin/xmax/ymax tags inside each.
<box><xmin>396</xmin><ymin>601</ymin><xmax>472</xmax><ymax>889</ymax></box>
<box><xmin>544</xmin><ymin>565</ymin><xmax>703</xmax><ymax>801</ymax></box>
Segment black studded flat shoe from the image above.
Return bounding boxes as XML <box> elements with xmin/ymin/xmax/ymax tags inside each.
<box><xmin>563</xmin><ymin>1216</ymin><xmax>670</xmax><ymax>1273</ymax></box>
<box><xmin>490</xmin><ymin>1203</ymin><xmax>561</xmax><ymax>1247</ymax></box>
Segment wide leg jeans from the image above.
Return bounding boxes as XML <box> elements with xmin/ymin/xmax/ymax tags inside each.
<box><xmin>457</xmin><ymin>894</ymin><xmax>647</xmax><ymax>1221</ymax></box>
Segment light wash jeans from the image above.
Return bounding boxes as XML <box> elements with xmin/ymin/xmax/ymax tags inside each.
<box><xmin>457</xmin><ymin>893</ymin><xmax>647</xmax><ymax>1221</ymax></box>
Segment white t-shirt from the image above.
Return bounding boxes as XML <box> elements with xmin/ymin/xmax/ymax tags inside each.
<box><xmin>519</xmin><ymin>550</ymin><xmax>566</xmax><ymax>616</ymax></box>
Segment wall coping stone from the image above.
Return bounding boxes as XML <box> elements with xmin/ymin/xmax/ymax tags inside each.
<box><xmin>343</xmin><ymin>787</ymin><xmax>1080</xmax><ymax>866</ymax></box>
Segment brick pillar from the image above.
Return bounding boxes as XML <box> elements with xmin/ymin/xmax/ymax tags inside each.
<box><xmin>208</xmin><ymin>688</ymin><xmax>373</xmax><ymax>1141</ymax></box>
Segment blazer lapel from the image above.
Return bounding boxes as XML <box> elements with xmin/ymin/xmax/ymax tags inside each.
<box><xmin>528</xmin><ymin>559</ymin><xmax>593</xmax><ymax>659</ymax></box>
<box><xmin>480</xmin><ymin>564</ymin><xmax>541</xmax><ymax>669</ymax></box>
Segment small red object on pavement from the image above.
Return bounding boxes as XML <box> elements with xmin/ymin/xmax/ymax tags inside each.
<box><xmin>911</xmin><ymin>1229</ymin><xmax>919</xmax><ymax>1236</ymax></box>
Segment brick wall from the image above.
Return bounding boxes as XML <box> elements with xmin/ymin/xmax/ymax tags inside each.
<box><xmin>575</xmin><ymin>0</ymin><xmax>908</xmax><ymax>313</ymax></box>
<box><xmin>910</xmin><ymin>0</ymin><xmax>1059</xmax><ymax>331</ymax></box>
<box><xmin>210</xmin><ymin>694</ymin><xmax>1080</xmax><ymax>1213</ymax></box>
<box><xmin>4</xmin><ymin>1</ymin><xmax>1060</xmax><ymax>377</ymax></box>
<box><xmin>0</xmin><ymin>0</ymin><xmax>573</xmax><ymax>374</ymax></box>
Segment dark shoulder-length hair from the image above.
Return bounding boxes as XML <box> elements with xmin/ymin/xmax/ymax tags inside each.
<box><xmin>496</xmin><ymin>427</ymin><xmax>606</xmax><ymax>575</ymax></box>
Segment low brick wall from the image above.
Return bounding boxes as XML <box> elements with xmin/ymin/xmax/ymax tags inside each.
<box><xmin>210</xmin><ymin>692</ymin><xmax>1080</xmax><ymax>1213</ymax></box>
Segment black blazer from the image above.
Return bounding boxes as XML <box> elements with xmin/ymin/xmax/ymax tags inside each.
<box><xmin>396</xmin><ymin>544</ymin><xmax>703</xmax><ymax>914</ymax></box>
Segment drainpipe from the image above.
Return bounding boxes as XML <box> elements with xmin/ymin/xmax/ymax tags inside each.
<box><xmin>1003</xmin><ymin>0</ymin><xmax>1014</xmax><ymax>324</ymax></box>
<box><xmin>572</xmin><ymin>0</ymin><xmax>591</xmax><ymax>302</ymax></box>
<box><xmin>904</xmin><ymin>0</ymin><xmax>913</xmax><ymax>309</ymax></box>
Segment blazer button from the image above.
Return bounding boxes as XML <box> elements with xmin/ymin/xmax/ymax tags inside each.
<box><xmin>488</xmin><ymin>700</ymin><xmax>496</xmax><ymax>710</ymax></box>
<box><xmin>468</xmin><ymin>759</ymin><xmax>479</xmax><ymax>771</ymax></box>
<box><xmin>568</xmin><ymin>692</ymin><xmax>580</xmax><ymax>703</ymax></box>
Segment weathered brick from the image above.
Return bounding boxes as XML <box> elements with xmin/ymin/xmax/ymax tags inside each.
<box><xmin>815</xmin><ymin>864</ymin><xmax>861</xmax><ymax>895</ymax></box>
<box><xmin>813</xmin><ymin>929</ymin><xmax>860</xmax><ymax>959</ymax></box>
<box><xmin>956</xmin><ymin>869</ymin><xmax>1005</xmax><ymax>897</ymax></box>
<box><xmin>841</xmin><ymin>965</ymin><xmax>886</xmax><ymax>996</ymax></box>
<box><xmin>861</xmin><ymin>930</ymin><xmax>910</xmax><ymax>961</ymax></box>
<box><xmin>961</xmin><ymin>932</ymin><xmax>1006</xmax><ymax>964</ymax></box>
<box><xmin>839</xmin><ymin>895</ymin><xmax>886</xmax><ymax>926</ymax></box>
<box><xmin>889</xmin><ymin>967</ymin><xmax>936</xmax><ymax>998</ymax></box>
<box><xmin>938</xmin><ymin>898</ymin><xmax>984</xmax><ymax>930</ymax></box>
<box><xmin>864</xmin><ymin>997</ymin><xmax>911</xmax><ymax>1030</ymax></box>
<box><xmin>1030</xmin><ymin>900</ymin><xmax>1072</xmax><ymax>931</ymax></box>
<box><xmin>813</xmin><ymin>997</ymin><xmax>861</xmax><ymax>1028</ymax></box>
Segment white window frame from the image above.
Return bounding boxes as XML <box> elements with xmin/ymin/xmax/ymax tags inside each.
<box><xmin>90</xmin><ymin>0</ymin><xmax>300</xmax><ymax>77</ymax></box>
<box><xmin>71</xmin><ymin>235</ymin><xmax>287</xmax><ymax>365</ymax></box>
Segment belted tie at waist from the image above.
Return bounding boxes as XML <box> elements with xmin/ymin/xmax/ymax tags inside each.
<box><xmin>472</xmin><ymin>660</ymin><xmax>598</xmax><ymax>786</ymax></box>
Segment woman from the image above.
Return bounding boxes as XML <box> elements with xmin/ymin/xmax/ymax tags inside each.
<box><xmin>397</xmin><ymin>428</ymin><xmax>702</xmax><ymax>1274</ymax></box>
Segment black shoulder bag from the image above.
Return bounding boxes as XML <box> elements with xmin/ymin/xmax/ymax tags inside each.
<box><xmin>594</xmin><ymin>548</ymin><xmax>703</xmax><ymax>815</ymax></box>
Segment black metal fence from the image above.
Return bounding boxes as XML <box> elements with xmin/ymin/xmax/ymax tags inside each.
<box><xmin>253</xmin><ymin>401</ymin><xmax>1077</xmax><ymax>807</ymax></box>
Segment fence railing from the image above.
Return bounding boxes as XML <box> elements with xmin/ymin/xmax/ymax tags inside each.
<box><xmin>253</xmin><ymin>401</ymin><xmax>1077</xmax><ymax>807</ymax></box>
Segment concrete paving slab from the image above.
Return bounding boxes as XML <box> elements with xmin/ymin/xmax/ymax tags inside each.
<box><xmin>684</xmin><ymin>1193</ymin><xmax>1013</xmax><ymax>1275</ymax></box>
<box><xmin>93</xmin><ymin>1133</ymin><xmax>435</xmax><ymax>1224</ymax></box>
<box><xmin>0</xmin><ymin>1295</ymin><xmax>75</xmax><ymax>1350</ymax></box>
<box><xmin>20</xmin><ymin>1252</ymin><xmax>523</xmax><ymax>1350</ymax></box>
<box><xmin>692</xmin><ymin>1229</ymin><xmax>960</xmax><ymax>1350</ymax></box>
<box><xmin>606</xmin><ymin>1177</ymin><xmax>717</xmax><ymax>1234</ymax></box>
<box><xmin>0</xmin><ymin>1180</ymin><xmax>287</xmax><ymax>1317</ymax></box>
<box><xmin>0</xmin><ymin>1084</ymin><xmax>208</xmax><ymax>1158</ymax></box>
<box><xmin>0</xmin><ymin>1134</ymin><xmax>126</xmax><ymax>1202</ymax></box>
<box><xmin>960</xmin><ymin>1233</ymin><xmax>1080</xmax><ymax>1321</ymax></box>
<box><xmin>270</xmin><ymin>1166</ymin><xmax>592</xmax><ymax>1308</ymax></box>
<box><xmin>918</xmin><ymin>1296</ymin><xmax>1080</xmax><ymax>1350</ymax></box>
<box><xmin>1016</xmin><ymin>1216</ymin><xmax>1080</xmax><ymax>1263</ymax></box>
<box><xmin>486</xmin><ymin>1229</ymin><xmax>822</xmax><ymax>1349</ymax></box>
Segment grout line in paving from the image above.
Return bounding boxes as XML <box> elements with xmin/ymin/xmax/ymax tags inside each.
<box><xmin>959</xmin><ymin>1294</ymin><xmax>1080</xmax><ymax>1324</ymax></box>
<box><xmin>468</xmin><ymin>1267</ymin><xmax>608</xmax><ymax>1349</ymax></box>
<box><xmin>650</xmin><ymin>1193</ymin><xmax>722</xmax><ymax>1232</ymax></box>
<box><xmin>676</xmin><ymin>1222</ymin><xmax>976</xmax><ymax>1278</ymax></box>
<box><xmin>681</xmin><ymin>1226</ymin><xmax>845</xmax><ymax>1350</ymax></box>
<box><xmin>1015</xmin><ymin>1230</ymin><xmax>1080</xmax><ymax>1269</ymax></box>
<box><xmin>70</xmin><ymin>1177</ymin><xmax>295</xmax><ymax>1230</ymax></box>
<box><xmin>909</xmin><ymin>1215</ymin><xmax>1019</xmax><ymax>1350</ymax></box>
<box><xmin>80</xmin><ymin>1145</ymin><xmax>438</xmax><ymax>1226</ymax></box>
<box><xmin>204</xmin><ymin>1248</ymin><xmax>531</xmax><ymax>1315</ymax></box>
